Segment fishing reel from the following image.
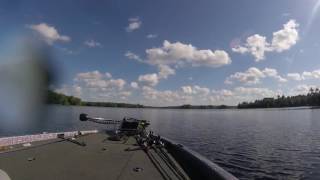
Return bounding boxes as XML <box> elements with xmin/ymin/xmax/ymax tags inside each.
<box><xmin>79</xmin><ymin>113</ymin><xmax>150</xmax><ymax>136</ymax></box>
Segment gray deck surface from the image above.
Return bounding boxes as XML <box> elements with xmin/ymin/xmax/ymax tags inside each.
<box><xmin>0</xmin><ymin>133</ymin><xmax>189</xmax><ymax>180</ymax></box>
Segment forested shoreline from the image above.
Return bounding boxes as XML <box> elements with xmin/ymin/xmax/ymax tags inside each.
<box><xmin>238</xmin><ymin>88</ymin><xmax>320</xmax><ymax>108</ymax></box>
<box><xmin>47</xmin><ymin>90</ymin><xmax>144</xmax><ymax>108</ymax></box>
<box><xmin>47</xmin><ymin>88</ymin><xmax>320</xmax><ymax>109</ymax></box>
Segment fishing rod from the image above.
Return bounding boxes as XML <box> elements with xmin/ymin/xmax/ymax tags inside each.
<box><xmin>79</xmin><ymin>113</ymin><xmax>121</xmax><ymax>124</ymax></box>
<box><xmin>79</xmin><ymin>113</ymin><xmax>150</xmax><ymax>136</ymax></box>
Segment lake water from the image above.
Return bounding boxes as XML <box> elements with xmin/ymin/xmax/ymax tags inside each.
<box><xmin>1</xmin><ymin>105</ymin><xmax>320</xmax><ymax>180</ymax></box>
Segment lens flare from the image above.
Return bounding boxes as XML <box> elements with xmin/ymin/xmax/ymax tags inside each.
<box><xmin>306</xmin><ymin>0</ymin><xmax>320</xmax><ymax>34</ymax></box>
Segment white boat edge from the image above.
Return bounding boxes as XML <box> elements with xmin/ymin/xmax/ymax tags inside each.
<box><xmin>0</xmin><ymin>130</ymin><xmax>99</xmax><ymax>147</ymax></box>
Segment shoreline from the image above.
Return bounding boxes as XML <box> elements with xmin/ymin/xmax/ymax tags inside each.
<box><xmin>47</xmin><ymin>104</ymin><xmax>320</xmax><ymax>110</ymax></box>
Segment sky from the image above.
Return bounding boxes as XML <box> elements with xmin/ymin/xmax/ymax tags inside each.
<box><xmin>1</xmin><ymin>0</ymin><xmax>320</xmax><ymax>106</ymax></box>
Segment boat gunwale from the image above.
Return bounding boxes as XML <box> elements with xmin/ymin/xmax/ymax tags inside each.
<box><xmin>161</xmin><ymin>137</ymin><xmax>238</xmax><ymax>180</ymax></box>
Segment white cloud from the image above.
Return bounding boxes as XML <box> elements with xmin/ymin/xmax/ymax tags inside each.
<box><xmin>140</xmin><ymin>85</ymin><xmax>280</xmax><ymax>106</ymax></box>
<box><xmin>271</xmin><ymin>20</ymin><xmax>299</xmax><ymax>52</ymax></box>
<box><xmin>233</xmin><ymin>87</ymin><xmax>278</xmax><ymax>98</ymax></box>
<box><xmin>75</xmin><ymin>70</ymin><xmax>104</xmax><ymax>81</ymax></box>
<box><xmin>181</xmin><ymin>86</ymin><xmax>193</xmax><ymax>94</ymax></box>
<box><xmin>287</xmin><ymin>73</ymin><xmax>303</xmax><ymax>81</ymax></box>
<box><xmin>263</xmin><ymin>68</ymin><xmax>287</xmax><ymax>82</ymax></box>
<box><xmin>119</xmin><ymin>91</ymin><xmax>132</xmax><ymax>99</ymax></box>
<box><xmin>232</xmin><ymin>20</ymin><xmax>299</xmax><ymax>61</ymax></box>
<box><xmin>84</xmin><ymin>39</ymin><xmax>102</xmax><ymax>48</ymax></box>
<box><xmin>146</xmin><ymin>34</ymin><xmax>158</xmax><ymax>39</ymax></box>
<box><xmin>55</xmin><ymin>70</ymin><xmax>284</xmax><ymax>106</ymax></box>
<box><xmin>225</xmin><ymin>67</ymin><xmax>265</xmax><ymax>85</ymax></box>
<box><xmin>286</xmin><ymin>69</ymin><xmax>320</xmax><ymax>81</ymax></box>
<box><xmin>55</xmin><ymin>85</ymin><xmax>82</xmax><ymax>97</ymax></box>
<box><xmin>142</xmin><ymin>86</ymin><xmax>180</xmax><ymax>104</ymax></box>
<box><xmin>138</xmin><ymin>73</ymin><xmax>159</xmax><ymax>87</ymax></box>
<box><xmin>126</xmin><ymin>17</ymin><xmax>142</xmax><ymax>32</ymax></box>
<box><xmin>225</xmin><ymin>67</ymin><xmax>287</xmax><ymax>85</ymax></box>
<box><xmin>302</xmin><ymin>70</ymin><xmax>320</xmax><ymax>79</ymax></box>
<box><xmin>56</xmin><ymin>71</ymin><xmax>134</xmax><ymax>102</ymax></box>
<box><xmin>181</xmin><ymin>85</ymin><xmax>210</xmax><ymax>96</ymax></box>
<box><xmin>232</xmin><ymin>34</ymin><xmax>271</xmax><ymax>61</ymax></box>
<box><xmin>220</xmin><ymin>89</ymin><xmax>234</xmax><ymax>97</ymax></box>
<box><xmin>289</xmin><ymin>84</ymin><xmax>320</xmax><ymax>95</ymax></box>
<box><xmin>193</xmin><ymin>85</ymin><xmax>210</xmax><ymax>96</ymax></box>
<box><xmin>28</xmin><ymin>23</ymin><xmax>71</xmax><ymax>45</ymax></box>
<box><xmin>75</xmin><ymin>71</ymin><xmax>125</xmax><ymax>90</ymax></box>
<box><xmin>130</xmin><ymin>82</ymin><xmax>139</xmax><ymax>89</ymax></box>
<box><xmin>146</xmin><ymin>40</ymin><xmax>231</xmax><ymax>67</ymax></box>
<box><xmin>125</xmin><ymin>51</ymin><xmax>144</xmax><ymax>63</ymax></box>
<box><xmin>158</xmin><ymin>65</ymin><xmax>175</xmax><ymax>79</ymax></box>
<box><xmin>105</xmin><ymin>72</ymin><xmax>112</xmax><ymax>78</ymax></box>
<box><xmin>126</xmin><ymin>40</ymin><xmax>230</xmax><ymax>86</ymax></box>
<box><xmin>136</xmin><ymin>65</ymin><xmax>175</xmax><ymax>87</ymax></box>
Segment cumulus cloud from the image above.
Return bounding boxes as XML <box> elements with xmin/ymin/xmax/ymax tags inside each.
<box><xmin>233</xmin><ymin>87</ymin><xmax>277</xmax><ymax>97</ymax></box>
<box><xmin>142</xmin><ymin>86</ymin><xmax>179</xmax><ymax>103</ymax></box>
<box><xmin>136</xmin><ymin>65</ymin><xmax>175</xmax><ymax>87</ymax></box>
<box><xmin>232</xmin><ymin>34</ymin><xmax>271</xmax><ymax>61</ymax></box>
<box><xmin>181</xmin><ymin>86</ymin><xmax>193</xmax><ymax>94</ymax></box>
<box><xmin>181</xmin><ymin>85</ymin><xmax>210</xmax><ymax>96</ymax></box>
<box><xmin>75</xmin><ymin>71</ymin><xmax>126</xmax><ymax>90</ymax></box>
<box><xmin>289</xmin><ymin>84</ymin><xmax>320</xmax><ymax>95</ymax></box>
<box><xmin>141</xmin><ymin>85</ymin><xmax>215</xmax><ymax>106</ymax></box>
<box><xmin>271</xmin><ymin>20</ymin><xmax>299</xmax><ymax>52</ymax></box>
<box><xmin>263</xmin><ymin>68</ymin><xmax>287</xmax><ymax>82</ymax></box>
<box><xmin>225</xmin><ymin>67</ymin><xmax>287</xmax><ymax>85</ymax></box>
<box><xmin>125</xmin><ymin>51</ymin><xmax>144</xmax><ymax>63</ymax></box>
<box><xmin>55</xmin><ymin>85</ymin><xmax>82</xmax><ymax>97</ymax></box>
<box><xmin>75</xmin><ymin>70</ymin><xmax>104</xmax><ymax>81</ymax></box>
<box><xmin>138</xmin><ymin>73</ymin><xmax>159</xmax><ymax>87</ymax></box>
<box><xmin>287</xmin><ymin>73</ymin><xmax>303</xmax><ymax>81</ymax></box>
<box><xmin>140</xmin><ymin>85</ymin><xmax>280</xmax><ymax>106</ymax></box>
<box><xmin>126</xmin><ymin>41</ymin><xmax>231</xmax><ymax>68</ymax></box>
<box><xmin>105</xmin><ymin>72</ymin><xmax>112</xmax><ymax>78</ymax></box>
<box><xmin>158</xmin><ymin>65</ymin><xmax>175</xmax><ymax>79</ymax></box>
<box><xmin>302</xmin><ymin>70</ymin><xmax>320</xmax><ymax>79</ymax></box>
<box><xmin>126</xmin><ymin>17</ymin><xmax>141</xmax><ymax>32</ymax></box>
<box><xmin>119</xmin><ymin>91</ymin><xmax>132</xmax><ymax>99</ymax></box>
<box><xmin>28</xmin><ymin>23</ymin><xmax>71</xmax><ymax>45</ymax></box>
<box><xmin>55</xmin><ymin>71</ymin><xmax>134</xmax><ymax>102</ymax></box>
<box><xmin>55</xmin><ymin>71</ymin><xmax>283</xmax><ymax>106</ymax></box>
<box><xmin>126</xmin><ymin>40</ymin><xmax>231</xmax><ymax>86</ymax></box>
<box><xmin>146</xmin><ymin>40</ymin><xmax>231</xmax><ymax>67</ymax></box>
<box><xmin>130</xmin><ymin>82</ymin><xmax>139</xmax><ymax>89</ymax></box>
<box><xmin>232</xmin><ymin>20</ymin><xmax>299</xmax><ymax>61</ymax></box>
<box><xmin>286</xmin><ymin>69</ymin><xmax>320</xmax><ymax>81</ymax></box>
<box><xmin>192</xmin><ymin>86</ymin><xmax>210</xmax><ymax>96</ymax></box>
<box><xmin>84</xmin><ymin>39</ymin><xmax>102</xmax><ymax>48</ymax></box>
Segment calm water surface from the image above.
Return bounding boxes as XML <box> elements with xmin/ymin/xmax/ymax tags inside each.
<box><xmin>1</xmin><ymin>105</ymin><xmax>320</xmax><ymax>180</ymax></box>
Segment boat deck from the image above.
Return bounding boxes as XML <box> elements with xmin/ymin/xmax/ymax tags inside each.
<box><xmin>0</xmin><ymin>133</ymin><xmax>189</xmax><ymax>180</ymax></box>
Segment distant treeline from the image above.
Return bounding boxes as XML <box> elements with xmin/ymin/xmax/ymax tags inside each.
<box><xmin>161</xmin><ymin>104</ymin><xmax>235</xmax><ymax>109</ymax></box>
<box><xmin>47</xmin><ymin>90</ymin><xmax>82</xmax><ymax>105</ymax></box>
<box><xmin>238</xmin><ymin>88</ymin><xmax>320</xmax><ymax>109</ymax></box>
<box><xmin>46</xmin><ymin>90</ymin><xmax>234</xmax><ymax>109</ymax></box>
<box><xmin>48</xmin><ymin>88</ymin><xmax>320</xmax><ymax>109</ymax></box>
<box><xmin>83</xmin><ymin>102</ymin><xmax>144</xmax><ymax>108</ymax></box>
<box><xmin>47</xmin><ymin>90</ymin><xmax>144</xmax><ymax>108</ymax></box>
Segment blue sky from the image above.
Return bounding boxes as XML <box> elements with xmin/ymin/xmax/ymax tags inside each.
<box><xmin>1</xmin><ymin>0</ymin><xmax>320</xmax><ymax>106</ymax></box>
